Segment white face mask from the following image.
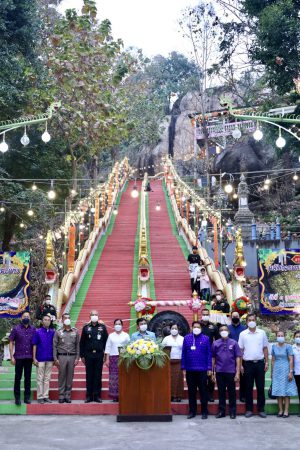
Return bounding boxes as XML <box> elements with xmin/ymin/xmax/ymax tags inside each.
<box><xmin>220</xmin><ymin>330</ymin><xmax>229</xmax><ymax>338</ymax></box>
<box><xmin>114</xmin><ymin>324</ymin><xmax>122</xmax><ymax>332</ymax></box>
<box><xmin>45</xmin><ymin>300</ymin><xmax>51</xmax><ymax>305</ymax></box>
<box><xmin>248</xmin><ymin>321</ymin><xmax>256</xmax><ymax>329</ymax></box>
<box><xmin>64</xmin><ymin>319</ymin><xmax>71</xmax><ymax>326</ymax></box>
<box><xmin>202</xmin><ymin>315</ymin><xmax>209</xmax><ymax>321</ymax></box>
<box><xmin>140</xmin><ymin>324</ymin><xmax>147</xmax><ymax>332</ymax></box>
<box><xmin>171</xmin><ymin>329</ymin><xmax>178</xmax><ymax>336</ymax></box>
<box><xmin>277</xmin><ymin>336</ymin><xmax>285</xmax><ymax>343</ymax></box>
<box><xmin>295</xmin><ymin>337</ymin><xmax>300</xmax><ymax>345</ymax></box>
<box><xmin>193</xmin><ymin>328</ymin><xmax>201</xmax><ymax>335</ymax></box>
<box><xmin>216</xmin><ymin>295</ymin><xmax>221</xmax><ymax>301</ymax></box>
<box><xmin>90</xmin><ymin>315</ymin><xmax>98</xmax><ymax>323</ymax></box>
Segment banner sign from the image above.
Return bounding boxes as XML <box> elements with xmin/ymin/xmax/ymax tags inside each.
<box><xmin>0</xmin><ymin>252</ymin><xmax>30</xmax><ymax>318</ymax></box>
<box><xmin>258</xmin><ymin>248</ymin><xmax>300</xmax><ymax>314</ymax></box>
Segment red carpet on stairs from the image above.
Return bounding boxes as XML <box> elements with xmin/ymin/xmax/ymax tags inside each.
<box><xmin>76</xmin><ymin>180</ymin><xmax>140</xmax><ymax>333</ymax></box>
<box><xmin>148</xmin><ymin>179</ymin><xmax>194</xmax><ymax>324</ymax></box>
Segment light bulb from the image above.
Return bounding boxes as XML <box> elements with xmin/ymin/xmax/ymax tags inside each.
<box><xmin>131</xmin><ymin>186</ymin><xmax>139</xmax><ymax>198</ymax></box>
<box><xmin>0</xmin><ymin>206</ymin><xmax>5</xmax><ymax>212</ymax></box>
<box><xmin>0</xmin><ymin>140</ymin><xmax>9</xmax><ymax>153</ymax></box>
<box><xmin>233</xmin><ymin>193</ymin><xmax>238</xmax><ymax>199</ymax></box>
<box><xmin>224</xmin><ymin>183</ymin><xmax>233</xmax><ymax>194</ymax></box>
<box><xmin>232</xmin><ymin>127</ymin><xmax>241</xmax><ymax>139</ymax></box>
<box><xmin>42</xmin><ymin>131</ymin><xmax>51</xmax><ymax>143</ymax></box>
<box><xmin>276</xmin><ymin>136</ymin><xmax>286</xmax><ymax>148</ymax></box>
<box><xmin>21</xmin><ymin>131</ymin><xmax>30</xmax><ymax>146</ymax></box>
<box><xmin>293</xmin><ymin>174</ymin><xmax>299</xmax><ymax>181</ymax></box>
<box><xmin>20</xmin><ymin>222</ymin><xmax>25</xmax><ymax>228</ymax></box>
<box><xmin>48</xmin><ymin>189</ymin><xmax>56</xmax><ymax>200</ymax></box>
<box><xmin>70</xmin><ymin>189</ymin><xmax>77</xmax><ymax>196</ymax></box>
<box><xmin>90</xmin><ymin>207</ymin><xmax>95</xmax><ymax>213</ymax></box>
<box><xmin>39</xmin><ymin>235</ymin><xmax>44</xmax><ymax>239</ymax></box>
<box><xmin>113</xmin><ymin>208</ymin><xmax>118</xmax><ymax>215</ymax></box>
<box><xmin>263</xmin><ymin>184</ymin><xmax>269</xmax><ymax>190</ymax></box>
<box><xmin>27</xmin><ymin>209</ymin><xmax>34</xmax><ymax>217</ymax></box>
<box><xmin>264</xmin><ymin>178</ymin><xmax>271</xmax><ymax>185</ymax></box>
<box><xmin>32</xmin><ymin>184</ymin><xmax>37</xmax><ymax>191</ymax></box>
<box><xmin>253</xmin><ymin>128</ymin><xmax>263</xmax><ymax>141</ymax></box>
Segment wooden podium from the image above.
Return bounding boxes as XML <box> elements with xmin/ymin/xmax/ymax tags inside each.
<box><xmin>117</xmin><ymin>360</ymin><xmax>172</xmax><ymax>422</ymax></box>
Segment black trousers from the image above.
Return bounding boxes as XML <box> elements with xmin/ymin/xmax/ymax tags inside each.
<box><xmin>244</xmin><ymin>360</ymin><xmax>265</xmax><ymax>412</ymax></box>
<box><xmin>14</xmin><ymin>358</ymin><xmax>33</xmax><ymax>401</ymax></box>
<box><xmin>190</xmin><ymin>278</ymin><xmax>199</xmax><ymax>294</ymax></box>
<box><xmin>207</xmin><ymin>376</ymin><xmax>215</xmax><ymax>400</ymax></box>
<box><xmin>239</xmin><ymin>371</ymin><xmax>246</xmax><ymax>400</ymax></box>
<box><xmin>186</xmin><ymin>370</ymin><xmax>208</xmax><ymax>415</ymax></box>
<box><xmin>294</xmin><ymin>374</ymin><xmax>300</xmax><ymax>402</ymax></box>
<box><xmin>85</xmin><ymin>354</ymin><xmax>103</xmax><ymax>398</ymax></box>
<box><xmin>216</xmin><ymin>372</ymin><xmax>236</xmax><ymax>414</ymax></box>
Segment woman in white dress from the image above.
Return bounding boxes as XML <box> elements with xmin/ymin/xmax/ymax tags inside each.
<box><xmin>104</xmin><ymin>319</ymin><xmax>130</xmax><ymax>402</ymax></box>
<box><xmin>162</xmin><ymin>323</ymin><xmax>184</xmax><ymax>402</ymax></box>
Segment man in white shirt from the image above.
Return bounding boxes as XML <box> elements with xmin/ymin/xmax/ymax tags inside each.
<box><xmin>238</xmin><ymin>313</ymin><xmax>269</xmax><ymax>418</ymax></box>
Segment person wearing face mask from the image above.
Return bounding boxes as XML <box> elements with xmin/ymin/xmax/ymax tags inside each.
<box><xmin>80</xmin><ymin>310</ymin><xmax>108</xmax><ymax>403</ymax></box>
<box><xmin>32</xmin><ymin>314</ymin><xmax>55</xmax><ymax>404</ymax></box>
<box><xmin>212</xmin><ymin>325</ymin><xmax>242</xmax><ymax>419</ymax></box>
<box><xmin>200</xmin><ymin>308</ymin><xmax>219</xmax><ymax>402</ymax></box>
<box><xmin>187</xmin><ymin>246</ymin><xmax>203</xmax><ymax>295</ymax></box>
<box><xmin>271</xmin><ymin>330</ymin><xmax>297</xmax><ymax>417</ymax></box>
<box><xmin>181</xmin><ymin>321</ymin><xmax>212</xmax><ymax>419</ymax></box>
<box><xmin>211</xmin><ymin>290</ymin><xmax>230</xmax><ymax>314</ymax></box>
<box><xmin>104</xmin><ymin>319</ymin><xmax>130</xmax><ymax>402</ymax></box>
<box><xmin>238</xmin><ymin>313</ymin><xmax>269</xmax><ymax>418</ymax></box>
<box><xmin>228</xmin><ymin>312</ymin><xmax>247</xmax><ymax>402</ymax></box>
<box><xmin>36</xmin><ymin>295</ymin><xmax>57</xmax><ymax>324</ymax></box>
<box><xmin>53</xmin><ymin>313</ymin><xmax>80</xmax><ymax>403</ymax></box>
<box><xmin>131</xmin><ymin>318</ymin><xmax>156</xmax><ymax>341</ymax></box>
<box><xmin>162</xmin><ymin>323</ymin><xmax>184</xmax><ymax>402</ymax></box>
<box><xmin>9</xmin><ymin>311</ymin><xmax>36</xmax><ymax>405</ymax></box>
<box><xmin>292</xmin><ymin>331</ymin><xmax>300</xmax><ymax>417</ymax></box>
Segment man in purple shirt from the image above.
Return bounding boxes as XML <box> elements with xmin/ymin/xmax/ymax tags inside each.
<box><xmin>33</xmin><ymin>315</ymin><xmax>55</xmax><ymax>404</ymax></box>
<box><xmin>181</xmin><ymin>321</ymin><xmax>212</xmax><ymax>419</ymax></box>
<box><xmin>212</xmin><ymin>324</ymin><xmax>242</xmax><ymax>419</ymax></box>
<box><xmin>9</xmin><ymin>311</ymin><xmax>36</xmax><ymax>405</ymax></box>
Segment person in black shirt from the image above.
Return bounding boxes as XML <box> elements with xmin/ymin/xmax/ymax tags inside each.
<box><xmin>80</xmin><ymin>310</ymin><xmax>108</xmax><ymax>403</ymax></box>
<box><xmin>212</xmin><ymin>290</ymin><xmax>230</xmax><ymax>314</ymax></box>
<box><xmin>187</xmin><ymin>246</ymin><xmax>203</xmax><ymax>294</ymax></box>
<box><xmin>36</xmin><ymin>295</ymin><xmax>57</xmax><ymax>324</ymax></box>
<box><xmin>200</xmin><ymin>308</ymin><xmax>219</xmax><ymax>402</ymax></box>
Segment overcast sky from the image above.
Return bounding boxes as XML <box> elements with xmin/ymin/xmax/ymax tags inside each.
<box><xmin>58</xmin><ymin>0</ymin><xmax>199</xmax><ymax>57</ymax></box>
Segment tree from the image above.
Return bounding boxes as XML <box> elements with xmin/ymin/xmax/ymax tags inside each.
<box><xmin>43</xmin><ymin>0</ymin><xmax>135</xmax><ymax>193</ymax></box>
<box><xmin>0</xmin><ymin>0</ymin><xmax>42</xmax><ymax>119</ymax></box>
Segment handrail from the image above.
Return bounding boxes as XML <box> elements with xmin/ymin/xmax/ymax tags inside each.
<box><xmin>55</xmin><ymin>157</ymin><xmax>130</xmax><ymax>317</ymax></box>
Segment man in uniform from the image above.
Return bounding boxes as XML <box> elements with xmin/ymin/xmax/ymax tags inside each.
<box><xmin>53</xmin><ymin>312</ymin><xmax>80</xmax><ymax>403</ymax></box>
<box><xmin>36</xmin><ymin>294</ymin><xmax>57</xmax><ymax>325</ymax></box>
<box><xmin>200</xmin><ymin>308</ymin><xmax>219</xmax><ymax>402</ymax></box>
<box><xmin>80</xmin><ymin>310</ymin><xmax>108</xmax><ymax>403</ymax></box>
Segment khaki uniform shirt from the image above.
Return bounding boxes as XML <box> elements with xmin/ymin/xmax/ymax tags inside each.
<box><xmin>53</xmin><ymin>327</ymin><xmax>80</xmax><ymax>359</ymax></box>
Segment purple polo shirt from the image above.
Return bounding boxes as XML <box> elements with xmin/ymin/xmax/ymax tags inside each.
<box><xmin>212</xmin><ymin>338</ymin><xmax>242</xmax><ymax>373</ymax></box>
<box><xmin>32</xmin><ymin>327</ymin><xmax>55</xmax><ymax>362</ymax></box>
<box><xmin>9</xmin><ymin>324</ymin><xmax>36</xmax><ymax>359</ymax></box>
<box><xmin>181</xmin><ymin>333</ymin><xmax>212</xmax><ymax>371</ymax></box>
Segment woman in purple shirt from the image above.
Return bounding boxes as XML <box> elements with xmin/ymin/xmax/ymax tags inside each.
<box><xmin>9</xmin><ymin>311</ymin><xmax>36</xmax><ymax>405</ymax></box>
<box><xmin>181</xmin><ymin>321</ymin><xmax>212</xmax><ymax>420</ymax></box>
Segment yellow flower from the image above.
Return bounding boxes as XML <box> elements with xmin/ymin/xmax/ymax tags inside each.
<box><xmin>141</xmin><ymin>349</ymin><xmax>147</xmax><ymax>355</ymax></box>
<box><xmin>131</xmin><ymin>349</ymin><xmax>136</xmax><ymax>355</ymax></box>
<box><xmin>149</xmin><ymin>348</ymin><xmax>154</xmax><ymax>353</ymax></box>
<box><xmin>146</xmin><ymin>341</ymin><xmax>152</xmax><ymax>348</ymax></box>
<box><xmin>126</xmin><ymin>345</ymin><xmax>131</xmax><ymax>352</ymax></box>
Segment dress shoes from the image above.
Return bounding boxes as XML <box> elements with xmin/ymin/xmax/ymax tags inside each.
<box><xmin>187</xmin><ymin>413</ymin><xmax>196</xmax><ymax>419</ymax></box>
<box><xmin>201</xmin><ymin>414</ymin><xmax>208</xmax><ymax>419</ymax></box>
<box><xmin>37</xmin><ymin>399</ymin><xmax>44</xmax><ymax>404</ymax></box>
<box><xmin>85</xmin><ymin>398</ymin><xmax>92</xmax><ymax>403</ymax></box>
<box><xmin>93</xmin><ymin>397</ymin><xmax>102</xmax><ymax>403</ymax></box>
<box><xmin>208</xmin><ymin>397</ymin><xmax>215</xmax><ymax>402</ymax></box>
<box><xmin>230</xmin><ymin>413</ymin><xmax>236</xmax><ymax>419</ymax></box>
<box><xmin>64</xmin><ymin>399</ymin><xmax>72</xmax><ymax>403</ymax></box>
<box><xmin>259</xmin><ymin>412</ymin><xmax>267</xmax><ymax>418</ymax></box>
<box><xmin>240</xmin><ymin>397</ymin><xmax>246</xmax><ymax>403</ymax></box>
<box><xmin>24</xmin><ymin>399</ymin><xmax>31</xmax><ymax>404</ymax></box>
<box><xmin>58</xmin><ymin>399</ymin><xmax>65</xmax><ymax>403</ymax></box>
<box><xmin>215</xmin><ymin>412</ymin><xmax>225</xmax><ymax>419</ymax></box>
<box><xmin>15</xmin><ymin>399</ymin><xmax>21</xmax><ymax>406</ymax></box>
<box><xmin>43</xmin><ymin>398</ymin><xmax>52</xmax><ymax>403</ymax></box>
<box><xmin>245</xmin><ymin>411</ymin><xmax>253</xmax><ymax>418</ymax></box>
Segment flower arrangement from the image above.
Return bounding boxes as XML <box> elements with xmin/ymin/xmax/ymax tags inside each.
<box><xmin>119</xmin><ymin>339</ymin><xmax>169</xmax><ymax>371</ymax></box>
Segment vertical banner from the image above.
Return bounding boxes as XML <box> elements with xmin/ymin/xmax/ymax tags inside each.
<box><xmin>0</xmin><ymin>252</ymin><xmax>30</xmax><ymax>318</ymax></box>
<box><xmin>67</xmin><ymin>224</ymin><xmax>76</xmax><ymax>272</ymax></box>
<box><xmin>94</xmin><ymin>196</ymin><xmax>100</xmax><ymax>229</ymax></box>
<box><xmin>258</xmin><ymin>248</ymin><xmax>300</xmax><ymax>314</ymax></box>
